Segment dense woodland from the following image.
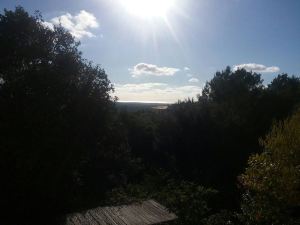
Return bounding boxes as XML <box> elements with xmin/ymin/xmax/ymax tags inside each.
<box><xmin>0</xmin><ymin>7</ymin><xmax>299</xmax><ymax>225</ymax></box>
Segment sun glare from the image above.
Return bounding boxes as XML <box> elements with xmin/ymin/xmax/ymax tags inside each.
<box><xmin>121</xmin><ymin>0</ymin><xmax>174</xmax><ymax>18</ymax></box>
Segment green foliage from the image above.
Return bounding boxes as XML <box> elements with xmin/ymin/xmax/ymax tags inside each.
<box><xmin>239</xmin><ymin>110</ymin><xmax>300</xmax><ymax>225</ymax></box>
<box><xmin>119</xmin><ymin>110</ymin><xmax>161</xmax><ymax>168</ymax></box>
<box><xmin>146</xmin><ymin>68</ymin><xmax>270</xmax><ymax>210</ymax></box>
<box><xmin>202</xmin><ymin>210</ymin><xmax>240</xmax><ymax>225</ymax></box>
<box><xmin>139</xmin><ymin>68</ymin><xmax>300</xmax><ymax>211</ymax></box>
<box><xmin>202</xmin><ymin>66</ymin><xmax>263</xmax><ymax>103</ymax></box>
<box><xmin>160</xmin><ymin>182</ymin><xmax>217</xmax><ymax>225</ymax></box>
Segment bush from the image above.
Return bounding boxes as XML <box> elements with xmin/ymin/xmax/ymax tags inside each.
<box><xmin>239</xmin><ymin>109</ymin><xmax>300</xmax><ymax>225</ymax></box>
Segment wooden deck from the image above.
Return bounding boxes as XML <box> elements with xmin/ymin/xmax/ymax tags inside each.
<box><xmin>65</xmin><ymin>200</ymin><xmax>177</xmax><ymax>225</ymax></box>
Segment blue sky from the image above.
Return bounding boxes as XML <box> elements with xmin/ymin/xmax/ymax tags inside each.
<box><xmin>1</xmin><ymin>0</ymin><xmax>300</xmax><ymax>102</ymax></box>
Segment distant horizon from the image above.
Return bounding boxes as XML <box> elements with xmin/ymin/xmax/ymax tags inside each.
<box><xmin>117</xmin><ymin>100</ymin><xmax>172</xmax><ymax>104</ymax></box>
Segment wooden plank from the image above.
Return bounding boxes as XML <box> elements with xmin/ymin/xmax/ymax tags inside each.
<box><xmin>83</xmin><ymin>211</ymin><xmax>100</xmax><ymax>225</ymax></box>
<box><xmin>93</xmin><ymin>208</ymin><xmax>112</xmax><ymax>225</ymax></box>
<box><xmin>146</xmin><ymin>200</ymin><xmax>177</xmax><ymax>221</ymax></box>
<box><xmin>118</xmin><ymin>205</ymin><xmax>145</xmax><ymax>225</ymax></box>
<box><xmin>90</xmin><ymin>208</ymin><xmax>109</xmax><ymax>225</ymax></box>
<box><xmin>132</xmin><ymin>203</ymin><xmax>158</xmax><ymax>224</ymax></box>
<box><xmin>102</xmin><ymin>207</ymin><xmax>124</xmax><ymax>225</ymax></box>
<box><xmin>65</xmin><ymin>200</ymin><xmax>177</xmax><ymax>225</ymax></box>
<box><xmin>139</xmin><ymin>202</ymin><xmax>165</xmax><ymax>223</ymax></box>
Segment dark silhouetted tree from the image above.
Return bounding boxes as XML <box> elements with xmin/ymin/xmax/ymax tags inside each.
<box><xmin>149</xmin><ymin>68</ymin><xmax>300</xmax><ymax>210</ymax></box>
<box><xmin>0</xmin><ymin>7</ymin><xmax>134</xmax><ymax>225</ymax></box>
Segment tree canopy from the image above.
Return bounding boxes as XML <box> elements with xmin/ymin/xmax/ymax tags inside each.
<box><xmin>240</xmin><ymin>110</ymin><xmax>300</xmax><ymax>225</ymax></box>
<box><xmin>0</xmin><ymin>7</ymin><xmax>133</xmax><ymax>224</ymax></box>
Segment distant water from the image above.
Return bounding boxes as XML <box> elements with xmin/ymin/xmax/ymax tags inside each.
<box><xmin>118</xmin><ymin>100</ymin><xmax>171</xmax><ymax>104</ymax></box>
<box><xmin>116</xmin><ymin>101</ymin><xmax>170</xmax><ymax>112</ymax></box>
<box><xmin>152</xmin><ymin>105</ymin><xmax>169</xmax><ymax>110</ymax></box>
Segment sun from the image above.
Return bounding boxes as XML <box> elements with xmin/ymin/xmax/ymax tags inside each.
<box><xmin>121</xmin><ymin>0</ymin><xmax>174</xmax><ymax>18</ymax></box>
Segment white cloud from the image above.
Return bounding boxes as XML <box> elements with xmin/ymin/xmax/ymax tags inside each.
<box><xmin>130</xmin><ymin>63</ymin><xmax>180</xmax><ymax>77</ymax></box>
<box><xmin>41</xmin><ymin>21</ymin><xmax>55</xmax><ymax>30</ymax></box>
<box><xmin>186</xmin><ymin>73</ymin><xmax>194</xmax><ymax>78</ymax></box>
<box><xmin>188</xmin><ymin>78</ymin><xmax>199</xmax><ymax>83</ymax></box>
<box><xmin>184</xmin><ymin>67</ymin><xmax>190</xmax><ymax>71</ymax></box>
<box><xmin>44</xmin><ymin>10</ymin><xmax>99</xmax><ymax>39</ymax></box>
<box><xmin>233</xmin><ymin>63</ymin><xmax>280</xmax><ymax>73</ymax></box>
<box><xmin>114</xmin><ymin>83</ymin><xmax>202</xmax><ymax>103</ymax></box>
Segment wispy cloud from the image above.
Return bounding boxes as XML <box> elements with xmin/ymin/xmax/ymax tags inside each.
<box><xmin>43</xmin><ymin>10</ymin><xmax>99</xmax><ymax>39</ymax></box>
<box><xmin>233</xmin><ymin>63</ymin><xmax>280</xmax><ymax>73</ymax></box>
<box><xmin>188</xmin><ymin>78</ymin><xmax>199</xmax><ymax>83</ymax></box>
<box><xmin>114</xmin><ymin>83</ymin><xmax>201</xmax><ymax>102</ymax></box>
<box><xmin>130</xmin><ymin>63</ymin><xmax>180</xmax><ymax>77</ymax></box>
<box><xmin>184</xmin><ymin>67</ymin><xmax>190</xmax><ymax>71</ymax></box>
